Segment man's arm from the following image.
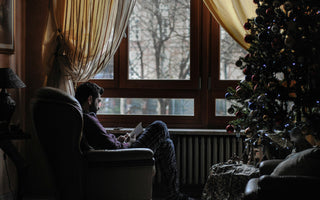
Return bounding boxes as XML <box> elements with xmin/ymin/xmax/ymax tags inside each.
<box><xmin>83</xmin><ymin>113</ymin><xmax>130</xmax><ymax>149</ymax></box>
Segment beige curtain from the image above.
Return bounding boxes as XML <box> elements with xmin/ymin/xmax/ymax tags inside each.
<box><xmin>203</xmin><ymin>0</ymin><xmax>257</xmax><ymax>49</ymax></box>
<box><xmin>42</xmin><ymin>0</ymin><xmax>136</xmax><ymax>94</ymax></box>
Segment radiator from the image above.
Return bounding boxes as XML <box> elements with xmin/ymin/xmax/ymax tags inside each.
<box><xmin>155</xmin><ymin>131</ymin><xmax>244</xmax><ymax>185</ymax></box>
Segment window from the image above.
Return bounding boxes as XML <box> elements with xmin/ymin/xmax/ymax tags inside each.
<box><xmin>128</xmin><ymin>0</ymin><xmax>190</xmax><ymax>81</ymax></box>
<box><xmin>99</xmin><ymin>98</ymin><xmax>194</xmax><ymax>116</ymax></box>
<box><xmin>93</xmin><ymin>57</ymin><xmax>114</xmax><ymax>79</ymax></box>
<box><xmin>215</xmin><ymin>28</ymin><xmax>247</xmax><ymax>117</ymax></box>
<box><xmin>219</xmin><ymin>28</ymin><xmax>246</xmax><ymax>80</ymax></box>
<box><xmin>91</xmin><ymin>0</ymin><xmax>246</xmax><ymax>129</ymax></box>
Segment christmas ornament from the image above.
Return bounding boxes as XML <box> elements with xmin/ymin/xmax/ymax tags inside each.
<box><xmin>226</xmin><ymin>125</ymin><xmax>234</xmax><ymax>133</ymax></box>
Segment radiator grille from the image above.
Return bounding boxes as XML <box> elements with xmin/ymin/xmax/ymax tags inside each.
<box><xmin>155</xmin><ymin>132</ymin><xmax>244</xmax><ymax>185</ymax></box>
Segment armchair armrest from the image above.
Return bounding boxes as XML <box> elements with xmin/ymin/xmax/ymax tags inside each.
<box><xmin>84</xmin><ymin>148</ymin><xmax>154</xmax><ymax>167</ymax></box>
<box><xmin>84</xmin><ymin>148</ymin><xmax>155</xmax><ymax>200</ymax></box>
<box><xmin>258</xmin><ymin>175</ymin><xmax>320</xmax><ymax>190</ymax></box>
<box><xmin>258</xmin><ymin>159</ymin><xmax>283</xmax><ymax>175</ymax></box>
<box><xmin>244</xmin><ymin>175</ymin><xmax>320</xmax><ymax>200</ymax></box>
<box><xmin>244</xmin><ymin>178</ymin><xmax>259</xmax><ymax>200</ymax></box>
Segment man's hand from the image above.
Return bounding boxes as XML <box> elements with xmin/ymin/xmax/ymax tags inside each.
<box><xmin>117</xmin><ymin>133</ymin><xmax>136</xmax><ymax>147</ymax></box>
<box><xmin>117</xmin><ymin>133</ymin><xmax>128</xmax><ymax>143</ymax></box>
<box><xmin>126</xmin><ymin>134</ymin><xmax>136</xmax><ymax>147</ymax></box>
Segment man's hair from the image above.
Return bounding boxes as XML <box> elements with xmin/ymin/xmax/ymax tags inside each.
<box><xmin>75</xmin><ymin>82</ymin><xmax>104</xmax><ymax>105</ymax></box>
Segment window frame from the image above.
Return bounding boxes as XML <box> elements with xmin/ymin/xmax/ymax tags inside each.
<box><xmin>118</xmin><ymin>0</ymin><xmax>199</xmax><ymax>90</ymax></box>
<box><xmin>92</xmin><ymin>0</ymin><xmax>239</xmax><ymax>129</ymax></box>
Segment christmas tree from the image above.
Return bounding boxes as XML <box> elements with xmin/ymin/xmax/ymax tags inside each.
<box><xmin>225</xmin><ymin>0</ymin><xmax>320</xmax><ymax>160</ymax></box>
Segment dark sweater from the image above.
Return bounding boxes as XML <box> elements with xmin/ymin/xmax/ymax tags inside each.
<box><xmin>82</xmin><ymin>112</ymin><xmax>129</xmax><ymax>150</ymax></box>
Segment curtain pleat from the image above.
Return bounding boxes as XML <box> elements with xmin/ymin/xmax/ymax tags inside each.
<box><xmin>42</xmin><ymin>0</ymin><xmax>136</xmax><ymax>94</ymax></box>
<box><xmin>203</xmin><ymin>0</ymin><xmax>256</xmax><ymax>49</ymax></box>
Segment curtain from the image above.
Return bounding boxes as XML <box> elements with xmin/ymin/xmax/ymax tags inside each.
<box><xmin>42</xmin><ymin>0</ymin><xmax>136</xmax><ymax>94</ymax></box>
<box><xmin>203</xmin><ymin>0</ymin><xmax>256</xmax><ymax>49</ymax></box>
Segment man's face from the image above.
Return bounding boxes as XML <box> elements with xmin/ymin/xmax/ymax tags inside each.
<box><xmin>89</xmin><ymin>94</ymin><xmax>102</xmax><ymax>114</ymax></box>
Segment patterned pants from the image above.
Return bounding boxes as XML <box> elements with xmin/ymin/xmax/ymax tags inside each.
<box><xmin>132</xmin><ymin>120</ymin><xmax>180</xmax><ymax>200</ymax></box>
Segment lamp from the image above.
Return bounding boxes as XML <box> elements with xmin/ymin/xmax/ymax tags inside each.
<box><xmin>0</xmin><ymin>68</ymin><xmax>26</xmax><ymax>130</ymax></box>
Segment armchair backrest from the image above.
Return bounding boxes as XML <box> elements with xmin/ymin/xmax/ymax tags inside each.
<box><xmin>31</xmin><ymin>87</ymin><xmax>84</xmax><ymax>200</ymax></box>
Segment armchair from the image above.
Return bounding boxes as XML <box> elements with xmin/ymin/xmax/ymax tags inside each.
<box><xmin>244</xmin><ymin>149</ymin><xmax>320</xmax><ymax>200</ymax></box>
<box><xmin>31</xmin><ymin>87</ymin><xmax>154</xmax><ymax>200</ymax></box>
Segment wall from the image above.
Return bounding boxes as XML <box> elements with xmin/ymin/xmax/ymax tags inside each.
<box><xmin>0</xmin><ymin>58</ymin><xmax>19</xmax><ymax>198</ymax></box>
<box><xmin>0</xmin><ymin>0</ymin><xmax>26</xmax><ymax>197</ymax></box>
<box><xmin>24</xmin><ymin>0</ymin><xmax>55</xmax><ymax>197</ymax></box>
<box><xmin>0</xmin><ymin>0</ymin><xmax>54</xmax><ymax>198</ymax></box>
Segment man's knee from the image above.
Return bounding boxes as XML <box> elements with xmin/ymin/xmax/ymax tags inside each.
<box><xmin>150</xmin><ymin>120</ymin><xmax>170</xmax><ymax>138</ymax></box>
<box><xmin>152</xmin><ymin>120</ymin><xmax>167</xmax><ymax>129</ymax></box>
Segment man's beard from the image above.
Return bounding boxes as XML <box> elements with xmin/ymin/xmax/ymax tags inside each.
<box><xmin>89</xmin><ymin>103</ymin><xmax>99</xmax><ymax>114</ymax></box>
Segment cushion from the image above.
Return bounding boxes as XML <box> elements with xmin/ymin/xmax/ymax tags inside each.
<box><xmin>271</xmin><ymin>147</ymin><xmax>320</xmax><ymax>177</ymax></box>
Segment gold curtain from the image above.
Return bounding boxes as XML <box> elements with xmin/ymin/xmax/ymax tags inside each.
<box><xmin>42</xmin><ymin>0</ymin><xmax>136</xmax><ymax>94</ymax></box>
<box><xmin>203</xmin><ymin>0</ymin><xmax>256</xmax><ymax>49</ymax></box>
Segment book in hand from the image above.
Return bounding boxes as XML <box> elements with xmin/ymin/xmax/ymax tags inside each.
<box><xmin>129</xmin><ymin>122</ymin><xmax>143</xmax><ymax>137</ymax></box>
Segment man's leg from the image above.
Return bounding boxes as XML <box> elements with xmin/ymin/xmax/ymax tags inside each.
<box><xmin>154</xmin><ymin>138</ymin><xmax>182</xmax><ymax>199</ymax></box>
<box><xmin>132</xmin><ymin>121</ymin><xmax>186</xmax><ymax>199</ymax></box>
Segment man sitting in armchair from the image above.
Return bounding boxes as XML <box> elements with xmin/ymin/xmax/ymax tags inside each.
<box><xmin>75</xmin><ymin>82</ymin><xmax>195</xmax><ymax>200</ymax></box>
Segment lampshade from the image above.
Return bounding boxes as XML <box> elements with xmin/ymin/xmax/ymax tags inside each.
<box><xmin>0</xmin><ymin>68</ymin><xmax>26</xmax><ymax>89</ymax></box>
<box><xmin>0</xmin><ymin>68</ymin><xmax>26</xmax><ymax>130</ymax></box>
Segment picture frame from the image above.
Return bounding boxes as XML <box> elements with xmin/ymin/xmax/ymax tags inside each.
<box><xmin>0</xmin><ymin>0</ymin><xmax>14</xmax><ymax>53</ymax></box>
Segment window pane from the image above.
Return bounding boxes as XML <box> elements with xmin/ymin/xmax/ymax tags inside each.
<box><xmin>215</xmin><ymin>98</ymin><xmax>236</xmax><ymax>116</ymax></box>
<box><xmin>220</xmin><ymin>28</ymin><xmax>247</xmax><ymax>80</ymax></box>
<box><xmin>98</xmin><ymin>98</ymin><xmax>194</xmax><ymax>116</ymax></box>
<box><xmin>92</xmin><ymin>58</ymin><xmax>114</xmax><ymax>79</ymax></box>
<box><xmin>128</xmin><ymin>0</ymin><xmax>190</xmax><ymax>80</ymax></box>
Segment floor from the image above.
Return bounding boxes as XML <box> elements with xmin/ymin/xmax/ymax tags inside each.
<box><xmin>19</xmin><ymin>184</ymin><xmax>203</xmax><ymax>200</ymax></box>
<box><xmin>152</xmin><ymin>184</ymin><xmax>202</xmax><ymax>200</ymax></box>
<box><xmin>23</xmin><ymin>196</ymin><xmax>199</xmax><ymax>200</ymax></box>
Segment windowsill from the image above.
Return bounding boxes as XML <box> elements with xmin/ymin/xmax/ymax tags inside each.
<box><xmin>106</xmin><ymin>127</ymin><xmax>236</xmax><ymax>136</ymax></box>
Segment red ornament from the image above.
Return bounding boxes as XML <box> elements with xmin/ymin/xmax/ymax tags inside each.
<box><xmin>251</xmin><ymin>74</ymin><xmax>259</xmax><ymax>83</ymax></box>
<box><xmin>253</xmin><ymin>84</ymin><xmax>259</xmax><ymax>92</ymax></box>
<box><xmin>243</xmin><ymin>66</ymin><xmax>251</xmax><ymax>75</ymax></box>
<box><xmin>226</xmin><ymin>125</ymin><xmax>234</xmax><ymax>133</ymax></box>
<box><xmin>266</xmin><ymin>8</ymin><xmax>274</xmax><ymax>15</ymax></box>
<box><xmin>236</xmin><ymin>86</ymin><xmax>244</xmax><ymax>96</ymax></box>
<box><xmin>235</xmin><ymin>111</ymin><xmax>244</xmax><ymax>118</ymax></box>
<box><xmin>244</xmin><ymin>54</ymin><xmax>252</xmax><ymax>61</ymax></box>
<box><xmin>242</xmin><ymin>67</ymin><xmax>248</xmax><ymax>75</ymax></box>
<box><xmin>244</xmin><ymin>127</ymin><xmax>252</xmax><ymax>135</ymax></box>
<box><xmin>244</xmin><ymin>22</ymin><xmax>251</xmax><ymax>30</ymax></box>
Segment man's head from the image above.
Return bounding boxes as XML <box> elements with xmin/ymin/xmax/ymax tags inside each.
<box><xmin>75</xmin><ymin>82</ymin><xmax>104</xmax><ymax>113</ymax></box>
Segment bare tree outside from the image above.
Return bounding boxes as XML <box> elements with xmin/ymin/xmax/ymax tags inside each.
<box><xmin>125</xmin><ymin>0</ymin><xmax>192</xmax><ymax>115</ymax></box>
<box><xmin>92</xmin><ymin>57</ymin><xmax>114</xmax><ymax>79</ymax></box>
<box><xmin>217</xmin><ymin>28</ymin><xmax>247</xmax><ymax>116</ymax></box>
<box><xmin>93</xmin><ymin>1</ymin><xmax>246</xmax><ymax>116</ymax></box>
<box><xmin>220</xmin><ymin>28</ymin><xmax>247</xmax><ymax>80</ymax></box>
<box><xmin>98</xmin><ymin>98</ymin><xmax>194</xmax><ymax>116</ymax></box>
<box><xmin>93</xmin><ymin>0</ymin><xmax>193</xmax><ymax>116</ymax></box>
<box><xmin>129</xmin><ymin>0</ymin><xmax>190</xmax><ymax>80</ymax></box>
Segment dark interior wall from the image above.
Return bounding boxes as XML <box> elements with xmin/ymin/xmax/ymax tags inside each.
<box><xmin>0</xmin><ymin>0</ymin><xmax>54</xmax><ymax>197</ymax></box>
<box><xmin>23</xmin><ymin>0</ymin><xmax>55</xmax><ymax>196</ymax></box>
<box><xmin>0</xmin><ymin>55</ymin><xmax>18</xmax><ymax>195</ymax></box>
<box><xmin>0</xmin><ymin>0</ymin><xmax>26</xmax><ymax>196</ymax></box>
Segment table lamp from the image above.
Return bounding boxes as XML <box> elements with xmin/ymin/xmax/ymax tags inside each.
<box><xmin>0</xmin><ymin>68</ymin><xmax>26</xmax><ymax>130</ymax></box>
